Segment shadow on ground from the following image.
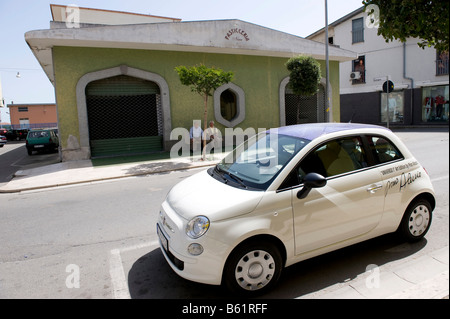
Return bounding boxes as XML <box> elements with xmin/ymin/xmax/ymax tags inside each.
<box><xmin>128</xmin><ymin>233</ymin><xmax>426</xmax><ymax>299</ymax></box>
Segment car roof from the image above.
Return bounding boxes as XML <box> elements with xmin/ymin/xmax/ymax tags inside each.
<box><xmin>267</xmin><ymin>123</ymin><xmax>390</xmax><ymax>141</ymax></box>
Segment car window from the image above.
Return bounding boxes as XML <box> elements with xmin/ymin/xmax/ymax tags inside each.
<box><xmin>368</xmin><ymin>136</ymin><xmax>403</xmax><ymax>164</ymax></box>
<box><xmin>28</xmin><ymin>131</ymin><xmax>49</xmax><ymax>138</ymax></box>
<box><xmin>298</xmin><ymin>136</ymin><xmax>368</xmax><ymax>183</ymax></box>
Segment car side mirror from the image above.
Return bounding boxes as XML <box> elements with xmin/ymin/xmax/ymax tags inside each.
<box><xmin>297</xmin><ymin>173</ymin><xmax>327</xmax><ymax>199</ymax></box>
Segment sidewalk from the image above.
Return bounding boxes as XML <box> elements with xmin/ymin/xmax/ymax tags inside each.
<box><xmin>0</xmin><ymin>152</ymin><xmax>225</xmax><ymax>193</ymax></box>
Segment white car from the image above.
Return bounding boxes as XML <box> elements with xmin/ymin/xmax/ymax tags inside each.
<box><xmin>157</xmin><ymin>123</ymin><xmax>436</xmax><ymax>295</ymax></box>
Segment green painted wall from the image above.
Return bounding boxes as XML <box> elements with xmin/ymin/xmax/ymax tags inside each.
<box><xmin>52</xmin><ymin>46</ymin><xmax>340</xmax><ymax>149</ymax></box>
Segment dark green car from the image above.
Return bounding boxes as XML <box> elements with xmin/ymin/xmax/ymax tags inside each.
<box><xmin>26</xmin><ymin>129</ymin><xmax>59</xmax><ymax>155</ymax></box>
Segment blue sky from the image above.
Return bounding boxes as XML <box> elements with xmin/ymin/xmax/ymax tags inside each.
<box><xmin>0</xmin><ymin>0</ymin><xmax>364</xmax><ymax>123</ymax></box>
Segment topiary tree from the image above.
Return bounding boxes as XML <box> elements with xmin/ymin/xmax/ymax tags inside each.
<box><xmin>285</xmin><ymin>56</ymin><xmax>322</xmax><ymax>123</ymax></box>
<box><xmin>175</xmin><ymin>64</ymin><xmax>234</xmax><ymax>159</ymax></box>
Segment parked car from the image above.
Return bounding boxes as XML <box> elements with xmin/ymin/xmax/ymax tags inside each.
<box><xmin>26</xmin><ymin>129</ymin><xmax>59</xmax><ymax>155</ymax></box>
<box><xmin>5</xmin><ymin>129</ymin><xmax>29</xmax><ymax>141</ymax></box>
<box><xmin>157</xmin><ymin>123</ymin><xmax>436</xmax><ymax>295</ymax></box>
<box><xmin>0</xmin><ymin>135</ymin><xmax>7</xmax><ymax>147</ymax></box>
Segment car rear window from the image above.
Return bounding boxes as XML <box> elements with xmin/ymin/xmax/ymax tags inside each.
<box><xmin>29</xmin><ymin>131</ymin><xmax>49</xmax><ymax>138</ymax></box>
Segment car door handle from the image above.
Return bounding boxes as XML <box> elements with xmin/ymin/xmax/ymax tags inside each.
<box><xmin>367</xmin><ymin>184</ymin><xmax>383</xmax><ymax>193</ymax></box>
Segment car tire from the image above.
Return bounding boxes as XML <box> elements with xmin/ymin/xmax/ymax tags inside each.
<box><xmin>223</xmin><ymin>241</ymin><xmax>283</xmax><ymax>296</ymax></box>
<box><xmin>27</xmin><ymin>148</ymin><xmax>32</xmax><ymax>156</ymax></box>
<box><xmin>397</xmin><ymin>199</ymin><xmax>432</xmax><ymax>242</ymax></box>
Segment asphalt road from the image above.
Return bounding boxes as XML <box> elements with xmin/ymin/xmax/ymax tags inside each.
<box><xmin>0</xmin><ymin>130</ymin><xmax>448</xmax><ymax>299</ymax></box>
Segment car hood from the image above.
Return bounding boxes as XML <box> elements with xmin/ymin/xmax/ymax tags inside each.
<box><xmin>166</xmin><ymin>169</ymin><xmax>264</xmax><ymax>222</ymax></box>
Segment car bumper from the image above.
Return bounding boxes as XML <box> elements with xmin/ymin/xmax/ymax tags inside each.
<box><xmin>157</xmin><ymin>202</ymin><xmax>227</xmax><ymax>286</ymax></box>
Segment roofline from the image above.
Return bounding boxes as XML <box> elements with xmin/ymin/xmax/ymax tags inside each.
<box><xmin>50</xmin><ymin>4</ymin><xmax>182</xmax><ymax>22</ymax></box>
<box><xmin>306</xmin><ymin>6</ymin><xmax>365</xmax><ymax>39</ymax></box>
<box><xmin>25</xmin><ymin>19</ymin><xmax>358</xmax><ymax>84</ymax></box>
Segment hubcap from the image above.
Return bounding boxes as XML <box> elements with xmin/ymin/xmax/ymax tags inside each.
<box><xmin>235</xmin><ymin>250</ymin><xmax>275</xmax><ymax>291</ymax></box>
<box><xmin>408</xmin><ymin>204</ymin><xmax>430</xmax><ymax>237</ymax></box>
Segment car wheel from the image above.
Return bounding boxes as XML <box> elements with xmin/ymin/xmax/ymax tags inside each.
<box><xmin>398</xmin><ymin>199</ymin><xmax>432</xmax><ymax>242</ymax></box>
<box><xmin>27</xmin><ymin>149</ymin><xmax>32</xmax><ymax>156</ymax></box>
<box><xmin>223</xmin><ymin>241</ymin><xmax>282</xmax><ymax>296</ymax></box>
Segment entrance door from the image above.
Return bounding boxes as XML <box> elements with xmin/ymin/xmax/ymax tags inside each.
<box><xmin>285</xmin><ymin>84</ymin><xmax>326</xmax><ymax>125</ymax></box>
<box><xmin>86</xmin><ymin>75</ymin><xmax>163</xmax><ymax>157</ymax></box>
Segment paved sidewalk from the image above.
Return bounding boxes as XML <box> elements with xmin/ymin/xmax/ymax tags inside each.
<box><xmin>0</xmin><ymin>153</ymin><xmax>225</xmax><ymax>193</ymax></box>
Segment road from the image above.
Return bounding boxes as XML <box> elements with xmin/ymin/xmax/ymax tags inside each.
<box><xmin>0</xmin><ymin>130</ymin><xmax>448</xmax><ymax>299</ymax></box>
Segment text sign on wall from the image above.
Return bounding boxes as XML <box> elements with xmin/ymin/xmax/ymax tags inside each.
<box><xmin>225</xmin><ymin>28</ymin><xmax>250</xmax><ymax>42</ymax></box>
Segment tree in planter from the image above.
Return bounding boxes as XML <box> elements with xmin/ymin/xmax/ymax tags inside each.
<box><xmin>175</xmin><ymin>64</ymin><xmax>234</xmax><ymax>159</ymax></box>
<box><xmin>285</xmin><ymin>56</ymin><xmax>322</xmax><ymax>124</ymax></box>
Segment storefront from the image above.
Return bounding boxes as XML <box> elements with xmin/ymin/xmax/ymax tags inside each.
<box><xmin>422</xmin><ymin>85</ymin><xmax>449</xmax><ymax>124</ymax></box>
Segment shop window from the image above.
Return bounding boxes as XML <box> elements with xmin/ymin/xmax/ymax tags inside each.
<box><xmin>380</xmin><ymin>91</ymin><xmax>404</xmax><ymax>124</ymax></box>
<box><xmin>352</xmin><ymin>56</ymin><xmax>366</xmax><ymax>84</ymax></box>
<box><xmin>352</xmin><ymin>18</ymin><xmax>364</xmax><ymax>44</ymax></box>
<box><xmin>220</xmin><ymin>89</ymin><xmax>237</xmax><ymax>121</ymax></box>
<box><xmin>422</xmin><ymin>85</ymin><xmax>449</xmax><ymax>123</ymax></box>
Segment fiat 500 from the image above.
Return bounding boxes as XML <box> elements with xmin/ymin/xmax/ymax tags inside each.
<box><xmin>157</xmin><ymin>123</ymin><xmax>435</xmax><ymax>295</ymax></box>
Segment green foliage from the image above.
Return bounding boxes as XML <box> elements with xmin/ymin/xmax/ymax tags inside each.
<box><xmin>363</xmin><ymin>0</ymin><xmax>449</xmax><ymax>51</ymax></box>
<box><xmin>175</xmin><ymin>64</ymin><xmax>234</xmax><ymax>97</ymax></box>
<box><xmin>285</xmin><ymin>56</ymin><xmax>322</xmax><ymax>96</ymax></box>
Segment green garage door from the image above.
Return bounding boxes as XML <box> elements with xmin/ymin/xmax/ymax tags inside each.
<box><xmin>86</xmin><ymin>75</ymin><xmax>163</xmax><ymax>158</ymax></box>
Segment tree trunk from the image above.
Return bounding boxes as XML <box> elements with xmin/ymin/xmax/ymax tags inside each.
<box><xmin>202</xmin><ymin>94</ymin><xmax>208</xmax><ymax>160</ymax></box>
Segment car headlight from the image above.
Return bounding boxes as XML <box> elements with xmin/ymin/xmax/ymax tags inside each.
<box><xmin>186</xmin><ymin>216</ymin><xmax>210</xmax><ymax>239</ymax></box>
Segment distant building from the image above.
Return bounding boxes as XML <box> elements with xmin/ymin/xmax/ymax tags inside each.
<box><xmin>8</xmin><ymin>103</ymin><xmax>57</xmax><ymax>129</ymax></box>
<box><xmin>308</xmin><ymin>7</ymin><xmax>449</xmax><ymax>126</ymax></box>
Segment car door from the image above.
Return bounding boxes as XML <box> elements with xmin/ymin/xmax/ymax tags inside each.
<box><xmin>291</xmin><ymin>136</ymin><xmax>385</xmax><ymax>255</ymax></box>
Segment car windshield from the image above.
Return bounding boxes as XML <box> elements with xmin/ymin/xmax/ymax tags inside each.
<box><xmin>216</xmin><ymin>132</ymin><xmax>310</xmax><ymax>190</ymax></box>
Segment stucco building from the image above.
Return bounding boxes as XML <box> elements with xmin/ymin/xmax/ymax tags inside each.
<box><xmin>308</xmin><ymin>7</ymin><xmax>449</xmax><ymax>127</ymax></box>
<box><xmin>26</xmin><ymin>4</ymin><xmax>356</xmax><ymax>161</ymax></box>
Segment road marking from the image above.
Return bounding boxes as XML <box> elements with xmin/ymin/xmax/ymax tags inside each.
<box><xmin>109</xmin><ymin>240</ymin><xmax>159</xmax><ymax>299</ymax></box>
<box><xmin>431</xmin><ymin>175</ymin><xmax>449</xmax><ymax>183</ymax></box>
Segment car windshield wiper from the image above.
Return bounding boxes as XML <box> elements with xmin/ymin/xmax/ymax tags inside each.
<box><xmin>226</xmin><ymin>171</ymin><xmax>248</xmax><ymax>189</ymax></box>
<box><xmin>213</xmin><ymin>165</ymin><xmax>228</xmax><ymax>182</ymax></box>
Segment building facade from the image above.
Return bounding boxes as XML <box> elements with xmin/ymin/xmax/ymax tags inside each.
<box><xmin>8</xmin><ymin>103</ymin><xmax>57</xmax><ymax>129</ymax></box>
<box><xmin>26</xmin><ymin>5</ymin><xmax>356</xmax><ymax>161</ymax></box>
<box><xmin>308</xmin><ymin>7</ymin><xmax>449</xmax><ymax>127</ymax></box>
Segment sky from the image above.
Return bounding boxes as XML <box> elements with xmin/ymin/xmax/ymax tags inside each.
<box><xmin>0</xmin><ymin>0</ymin><xmax>364</xmax><ymax>123</ymax></box>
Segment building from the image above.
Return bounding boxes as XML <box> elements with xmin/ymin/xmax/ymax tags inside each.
<box><xmin>308</xmin><ymin>7</ymin><xmax>449</xmax><ymax>127</ymax></box>
<box><xmin>26</xmin><ymin>4</ymin><xmax>356</xmax><ymax>161</ymax></box>
<box><xmin>8</xmin><ymin>103</ymin><xmax>57</xmax><ymax>129</ymax></box>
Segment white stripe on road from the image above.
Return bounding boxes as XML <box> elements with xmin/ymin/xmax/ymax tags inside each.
<box><xmin>109</xmin><ymin>241</ymin><xmax>159</xmax><ymax>299</ymax></box>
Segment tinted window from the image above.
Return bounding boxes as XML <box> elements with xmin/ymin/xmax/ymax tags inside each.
<box><xmin>368</xmin><ymin>136</ymin><xmax>403</xmax><ymax>164</ymax></box>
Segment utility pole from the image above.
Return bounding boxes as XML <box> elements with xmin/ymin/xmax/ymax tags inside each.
<box><xmin>325</xmin><ymin>0</ymin><xmax>330</xmax><ymax>122</ymax></box>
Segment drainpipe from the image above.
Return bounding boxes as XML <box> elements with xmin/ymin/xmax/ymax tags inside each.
<box><xmin>403</xmin><ymin>43</ymin><xmax>415</xmax><ymax>125</ymax></box>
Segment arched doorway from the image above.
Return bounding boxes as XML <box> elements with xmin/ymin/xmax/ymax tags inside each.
<box><xmin>85</xmin><ymin>75</ymin><xmax>163</xmax><ymax>157</ymax></box>
<box><xmin>284</xmin><ymin>84</ymin><xmax>326</xmax><ymax>125</ymax></box>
